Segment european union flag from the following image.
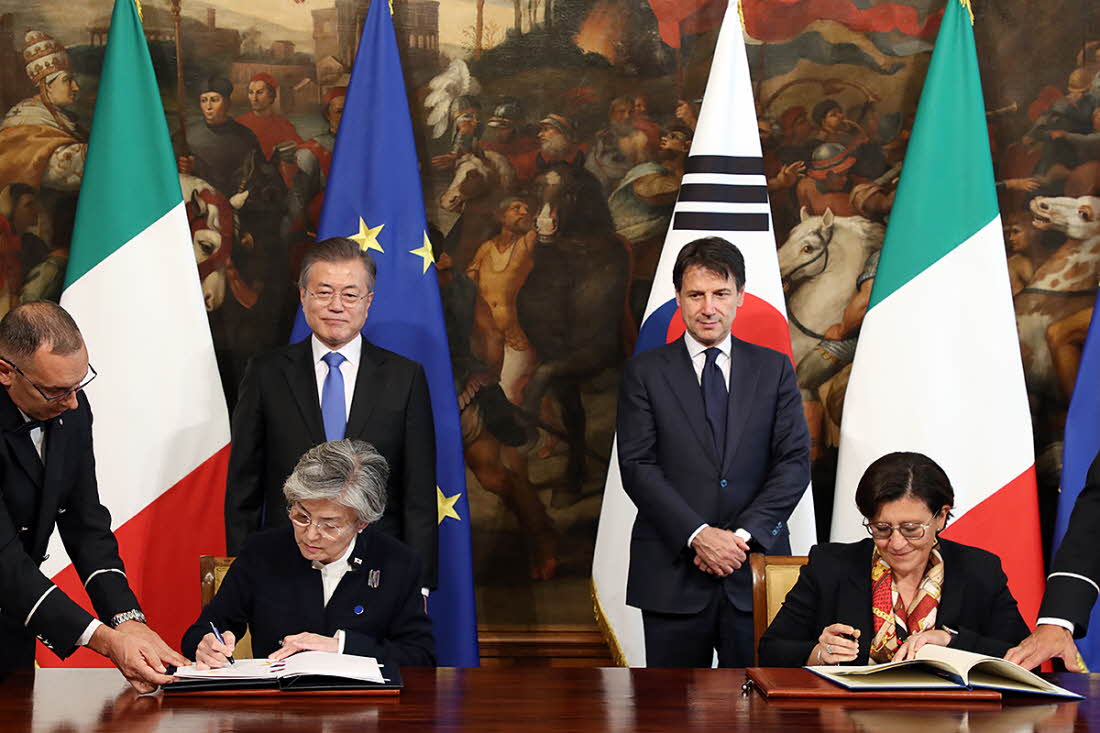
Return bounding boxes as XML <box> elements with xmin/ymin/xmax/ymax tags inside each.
<box><xmin>1054</xmin><ymin>296</ymin><xmax>1100</xmax><ymax>671</ymax></box>
<box><xmin>290</xmin><ymin>0</ymin><xmax>479</xmax><ymax>666</ymax></box>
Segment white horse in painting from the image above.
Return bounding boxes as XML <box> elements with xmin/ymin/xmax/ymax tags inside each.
<box><xmin>777</xmin><ymin>208</ymin><xmax>885</xmax><ymax>364</ymax></box>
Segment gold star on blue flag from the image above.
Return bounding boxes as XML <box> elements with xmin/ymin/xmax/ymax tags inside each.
<box><xmin>289</xmin><ymin>0</ymin><xmax>477</xmax><ymax>666</ymax></box>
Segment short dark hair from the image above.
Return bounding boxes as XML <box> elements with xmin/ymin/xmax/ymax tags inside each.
<box><xmin>298</xmin><ymin>236</ymin><xmax>377</xmax><ymax>292</ymax></box>
<box><xmin>199</xmin><ymin>76</ymin><xmax>233</xmax><ymax>100</ymax></box>
<box><xmin>672</xmin><ymin>237</ymin><xmax>746</xmax><ymax>292</ymax></box>
<box><xmin>0</xmin><ymin>301</ymin><xmax>83</xmax><ymax>360</ymax></box>
<box><xmin>812</xmin><ymin>99</ymin><xmax>842</xmax><ymax>127</ymax></box>
<box><xmin>663</xmin><ymin>123</ymin><xmax>694</xmax><ymax>141</ymax></box>
<box><xmin>855</xmin><ymin>451</ymin><xmax>955</xmax><ymax>521</ymax></box>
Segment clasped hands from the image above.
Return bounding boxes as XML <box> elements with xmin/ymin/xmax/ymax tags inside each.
<box><xmin>195</xmin><ymin>630</ymin><xmax>339</xmax><ymax>669</ymax></box>
<box><xmin>691</xmin><ymin>526</ymin><xmax>749</xmax><ymax>577</ymax></box>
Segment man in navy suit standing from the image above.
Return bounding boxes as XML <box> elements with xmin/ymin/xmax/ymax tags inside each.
<box><xmin>617</xmin><ymin>237</ymin><xmax>810</xmax><ymax>667</ymax></box>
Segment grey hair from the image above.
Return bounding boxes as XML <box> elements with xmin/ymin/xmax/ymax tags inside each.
<box><xmin>0</xmin><ymin>301</ymin><xmax>84</xmax><ymax>359</ymax></box>
<box><xmin>282</xmin><ymin>439</ymin><xmax>389</xmax><ymax>524</ymax></box>
<box><xmin>297</xmin><ymin>236</ymin><xmax>377</xmax><ymax>292</ymax></box>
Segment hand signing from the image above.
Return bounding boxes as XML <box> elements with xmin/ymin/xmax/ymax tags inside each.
<box><xmin>812</xmin><ymin>623</ymin><xmax>860</xmax><ymax>665</ymax></box>
<box><xmin>194</xmin><ymin>630</ymin><xmax>236</xmax><ymax>670</ymax></box>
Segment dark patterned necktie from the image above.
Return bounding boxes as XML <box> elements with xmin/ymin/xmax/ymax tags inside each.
<box><xmin>701</xmin><ymin>347</ymin><xmax>728</xmax><ymax>460</ymax></box>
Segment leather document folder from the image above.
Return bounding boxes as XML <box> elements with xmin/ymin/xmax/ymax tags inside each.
<box><xmin>745</xmin><ymin>667</ymin><xmax>1002</xmax><ymax>701</ymax></box>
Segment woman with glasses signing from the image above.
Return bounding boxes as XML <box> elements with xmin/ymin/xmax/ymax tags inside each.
<box><xmin>759</xmin><ymin>452</ymin><xmax>1029</xmax><ymax>667</ymax></box>
<box><xmin>182</xmin><ymin>439</ymin><xmax>435</xmax><ymax>668</ymax></box>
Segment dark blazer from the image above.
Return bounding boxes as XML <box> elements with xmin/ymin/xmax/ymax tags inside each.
<box><xmin>224</xmin><ymin>336</ymin><xmax>437</xmax><ymax>587</ymax></box>
<box><xmin>617</xmin><ymin>335</ymin><xmax>810</xmax><ymax>614</ymax></box>
<box><xmin>1039</xmin><ymin>448</ymin><xmax>1100</xmax><ymax>636</ymax></box>
<box><xmin>758</xmin><ymin>538</ymin><xmax>1031</xmax><ymax>667</ymax></box>
<box><xmin>0</xmin><ymin>389</ymin><xmax>140</xmax><ymax>676</ymax></box>
<box><xmin>182</xmin><ymin>526</ymin><xmax>435</xmax><ymax>667</ymax></box>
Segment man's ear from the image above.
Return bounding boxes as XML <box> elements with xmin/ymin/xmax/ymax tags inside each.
<box><xmin>0</xmin><ymin>360</ymin><xmax>15</xmax><ymax>388</ymax></box>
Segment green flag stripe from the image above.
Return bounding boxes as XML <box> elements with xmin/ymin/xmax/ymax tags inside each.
<box><xmin>64</xmin><ymin>0</ymin><xmax>182</xmax><ymax>288</ymax></box>
<box><xmin>867</xmin><ymin>0</ymin><xmax>998</xmax><ymax>310</ymax></box>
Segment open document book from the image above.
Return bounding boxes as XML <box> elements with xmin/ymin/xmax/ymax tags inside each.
<box><xmin>165</xmin><ymin>651</ymin><xmax>401</xmax><ymax>694</ymax></box>
<box><xmin>807</xmin><ymin>645</ymin><xmax>1081</xmax><ymax>699</ymax></box>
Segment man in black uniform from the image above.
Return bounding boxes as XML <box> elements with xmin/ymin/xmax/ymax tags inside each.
<box><xmin>1006</xmin><ymin>449</ymin><xmax>1100</xmax><ymax>670</ymax></box>
<box><xmin>0</xmin><ymin>301</ymin><xmax>185</xmax><ymax>690</ymax></box>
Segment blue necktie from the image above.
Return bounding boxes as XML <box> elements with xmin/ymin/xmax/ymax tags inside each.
<box><xmin>702</xmin><ymin>347</ymin><xmax>728</xmax><ymax>460</ymax></box>
<box><xmin>321</xmin><ymin>352</ymin><xmax>347</xmax><ymax>442</ymax></box>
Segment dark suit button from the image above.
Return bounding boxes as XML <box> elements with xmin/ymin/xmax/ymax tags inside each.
<box><xmin>719</xmin><ymin>479</ymin><xmax>728</xmax><ymax>488</ymax></box>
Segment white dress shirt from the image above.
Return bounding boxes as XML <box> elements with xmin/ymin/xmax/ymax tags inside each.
<box><xmin>311</xmin><ymin>334</ymin><xmax>361</xmax><ymax>420</ymax></box>
<box><xmin>311</xmin><ymin>534</ymin><xmax>359</xmax><ymax>654</ymax></box>
<box><xmin>680</xmin><ymin>333</ymin><xmax>752</xmax><ymax>548</ymax></box>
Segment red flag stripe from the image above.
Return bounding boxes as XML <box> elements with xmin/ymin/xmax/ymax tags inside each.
<box><xmin>37</xmin><ymin>444</ymin><xmax>230</xmax><ymax>668</ymax></box>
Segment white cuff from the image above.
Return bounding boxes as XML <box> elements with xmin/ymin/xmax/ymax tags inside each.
<box><xmin>421</xmin><ymin>587</ymin><xmax>429</xmax><ymax>598</ymax></box>
<box><xmin>687</xmin><ymin>524</ymin><xmax>708</xmax><ymax>548</ymax></box>
<box><xmin>78</xmin><ymin>619</ymin><xmax>103</xmax><ymax>647</ymax></box>
<box><xmin>335</xmin><ymin>629</ymin><xmax>346</xmax><ymax>654</ymax></box>
<box><xmin>1036</xmin><ymin>617</ymin><xmax>1075</xmax><ymax>634</ymax></box>
<box><xmin>734</xmin><ymin>528</ymin><xmax>752</xmax><ymax>543</ymax></box>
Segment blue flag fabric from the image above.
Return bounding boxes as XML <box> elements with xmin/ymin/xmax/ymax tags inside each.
<box><xmin>1054</xmin><ymin>297</ymin><xmax>1100</xmax><ymax>671</ymax></box>
<box><xmin>289</xmin><ymin>0</ymin><xmax>479</xmax><ymax>666</ymax></box>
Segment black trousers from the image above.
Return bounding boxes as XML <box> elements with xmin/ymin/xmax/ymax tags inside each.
<box><xmin>642</xmin><ymin>590</ymin><xmax>754</xmax><ymax>668</ymax></box>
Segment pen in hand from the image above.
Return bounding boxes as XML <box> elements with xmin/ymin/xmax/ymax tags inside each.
<box><xmin>209</xmin><ymin>622</ymin><xmax>236</xmax><ymax>665</ymax></box>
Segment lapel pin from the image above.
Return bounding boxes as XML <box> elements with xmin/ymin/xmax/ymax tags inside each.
<box><xmin>368</xmin><ymin>569</ymin><xmax>380</xmax><ymax>588</ymax></box>
<box><xmin>354</xmin><ymin>604</ymin><xmax>364</xmax><ymax>615</ymax></box>
<box><xmin>353</xmin><ymin>557</ymin><xmax>362</xmax><ymax>565</ymax></box>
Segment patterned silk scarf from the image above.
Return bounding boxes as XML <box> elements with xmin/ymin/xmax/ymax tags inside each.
<box><xmin>869</xmin><ymin>544</ymin><xmax>944</xmax><ymax>663</ymax></box>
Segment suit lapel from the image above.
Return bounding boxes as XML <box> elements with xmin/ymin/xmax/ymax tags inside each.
<box><xmin>838</xmin><ymin>542</ymin><xmax>876</xmax><ymax>662</ymax></box>
<box><xmin>935</xmin><ymin>539</ymin><xmax>963</xmax><ymax>629</ymax></box>
<box><xmin>0</xmin><ymin>391</ymin><xmax>44</xmax><ymax>487</ymax></box>
<box><xmin>345</xmin><ymin>337</ymin><xmax>380</xmax><ymax>440</ymax></box>
<box><xmin>660</xmin><ymin>340</ymin><xmax>718</xmax><ymax>467</ymax></box>
<box><xmin>283</xmin><ymin>339</ymin><xmax>326</xmax><ymax>444</ymax></box>
<box><xmin>33</xmin><ymin>416</ymin><xmax>68</xmax><ymax>549</ymax></box>
<box><xmin>721</xmin><ymin>338</ymin><xmax>761</xmax><ymax>475</ymax></box>
<box><xmin>327</xmin><ymin>530</ymin><xmax>371</xmax><ymax>619</ymax></box>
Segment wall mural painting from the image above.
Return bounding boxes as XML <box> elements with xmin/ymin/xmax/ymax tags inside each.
<box><xmin>0</xmin><ymin>0</ymin><xmax>1097</xmax><ymax>625</ymax></box>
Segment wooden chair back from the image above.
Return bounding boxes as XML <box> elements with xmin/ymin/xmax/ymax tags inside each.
<box><xmin>199</xmin><ymin>555</ymin><xmax>254</xmax><ymax>659</ymax></box>
<box><xmin>749</xmin><ymin>552</ymin><xmax>809</xmax><ymax>665</ymax></box>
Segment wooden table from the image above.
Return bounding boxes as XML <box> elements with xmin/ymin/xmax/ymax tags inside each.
<box><xmin>5</xmin><ymin>668</ymin><xmax>1100</xmax><ymax>732</ymax></box>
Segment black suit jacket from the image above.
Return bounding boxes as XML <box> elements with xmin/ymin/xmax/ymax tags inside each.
<box><xmin>224</xmin><ymin>336</ymin><xmax>437</xmax><ymax>587</ymax></box>
<box><xmin>181</xmin><ymin>526</ymin><xmax>435</xmax><ymax>667</ymax></box>
<box><xmin>1039</xmin><ymin>448</ymin><xmax>1100</xmax><ymax>636</ymax></box>
<box><xmin>0</xmin><ymin>389</ymin><xmax>140</xmax><ymax>675</ymax></box>
<box><xmin>758</xmin><ymin>538</ymin><xmax>1031</xmax><ymax>667</ymax></box>
<box><xmin>617</xmin><ymin>335</ymin><xmax>810</xmax><ymax>614</ymax></box>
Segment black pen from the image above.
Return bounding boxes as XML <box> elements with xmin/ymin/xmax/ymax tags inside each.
<box><xmin>209</xmin><ymin>621</ymin><xmax>236</xmax><ymax>665</ymax></box>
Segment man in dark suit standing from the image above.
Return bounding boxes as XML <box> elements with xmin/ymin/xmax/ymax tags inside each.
<box><xmin>0</xmin><ymin>301</ymin><xmax>186</xmax><ymax>689</ymax></box>
<box><xmin>224</xmin><ymin>237</ymin><xmax>437</xmax><ymax>589</ymax></box>
<box><xmin>1006</xmin><ymin>448</ymin><xmax>1100</xmax><ymax>671</ymax></box>
<box><xmin>617</xmin><ymin>237</ymin><xmax>810</xmax><ymax>667</ymax></box>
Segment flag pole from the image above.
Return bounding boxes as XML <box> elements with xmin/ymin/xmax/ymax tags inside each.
<box><xmin>170</xmin><ymin>0</ymin><xmax>189</xmax><ymax>155</ymax></box>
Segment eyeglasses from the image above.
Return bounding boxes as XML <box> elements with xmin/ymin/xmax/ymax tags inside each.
<box><xmin>305</xmin><ymin>289</ymin><xmax>370</xmax><ymax>307</ymax></box>
<box><xmin>863</xmin><ymin>515</ymin><xmax>939</xmax><ymax>541</ymax></box>
<box><xmin>288</xmin><ymin>504</ymin><xmax>352</xmax><ymax>540</ymax></box>
<box><xmin>1</xmin><ymin>357</ymin><xmax>97</xmax><ymax>403</ymax></box>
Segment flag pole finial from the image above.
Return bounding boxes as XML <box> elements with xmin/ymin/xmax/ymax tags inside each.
<box><xmin>958</xmin><ymin>0</ymin><xmax>974</xmax><ymax>25</ymax></box>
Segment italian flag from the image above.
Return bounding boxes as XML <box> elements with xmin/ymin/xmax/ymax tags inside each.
<box><xmin>832</xmin><ymin>0</ymin><xmax>1044</xmax><ymax>622</ymax></box>
<box><xmin>40</xmin><ymin>0</ymin><xmax>230</xmax><ymax>666</ymax></box>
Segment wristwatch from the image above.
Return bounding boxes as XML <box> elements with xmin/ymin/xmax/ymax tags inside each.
<box><xmin>109</xmin><ymin>609</ymin><xmax>147</xmax><ymax>627</ymax></box>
